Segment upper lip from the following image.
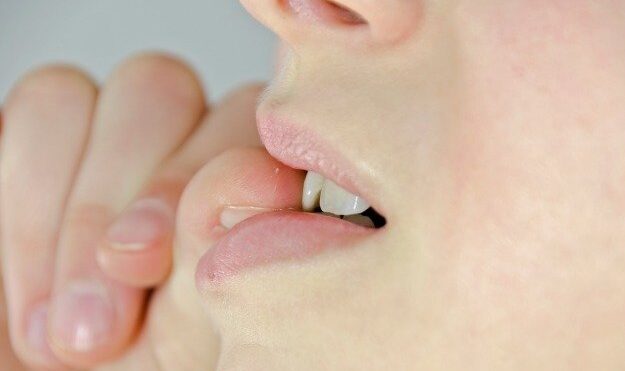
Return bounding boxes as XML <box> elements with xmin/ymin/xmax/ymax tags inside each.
<box><xmin>256</xmin><ymin>107</ymin><xmax>384</xmax><ymax>216</ymax></box>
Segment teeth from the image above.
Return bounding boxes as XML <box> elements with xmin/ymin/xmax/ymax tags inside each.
<box><xmin>302</xmin><ymin>171</ymin><xmax>325</xmax><ymax>211</ymax></box>
<box><xmin>320</xmin><ymin>179</ymin><xmax>370</xmax><ymax>215</ymax></box>
<box><xmin>302</xmin><ymin>171</ymin><xmax>371</xmax><ymax>216</ymax></box>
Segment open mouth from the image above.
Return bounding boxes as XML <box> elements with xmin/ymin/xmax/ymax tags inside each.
<box><xmin>301</xmin><ymin>171</ymin><xmax>386</xmax><ymax>229</ymax></box>
<box><xmin>196</xmin><ymin>111</ymin><xmax>387</xmax><ymax>285</ymax></box>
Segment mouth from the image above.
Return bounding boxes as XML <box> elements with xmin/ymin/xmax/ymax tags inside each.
<box><xmin>196</xmin><ymin>111</ymin><xmax>387</xmax><ymax>285</ymax></box>
<box><xmin>301</xmin><ymin>170</ymin><xmax>386</xmax><ymax>228</ymax></box>
<box><xmin>257</xmin><ymin>111</ymin><xmax>388</xmax><ymax>224</ymax></box>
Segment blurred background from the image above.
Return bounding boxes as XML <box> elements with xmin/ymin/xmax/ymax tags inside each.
<box><xmin>0</xmin><ymin>0</ymin><xmax>276</xmax><ymax>102</ymax></box>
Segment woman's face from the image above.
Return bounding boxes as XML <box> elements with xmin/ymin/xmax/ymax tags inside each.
<box><xmin>208</xmin><ymin>1</ymin><xmax>625</xmax><ymax>369</ymax></box>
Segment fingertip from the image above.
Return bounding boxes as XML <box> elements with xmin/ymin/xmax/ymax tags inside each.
<box><xmin>97</xmin><ymin>198</ymin><xmax>175</xmax><ymax>287</ymax></box>
<box><xmin>97</xmin><ymin>241</ymin><xmax>173</xmax><ymax>288</ymax></box>
<box><xmin>178</xmin><ymin>147</ymin><xmax>305</xmax><ymax>249</ymax></box>
<box><xmin>9</xmin><ymin>302</ymin><xmax>69</xmax><ymax>371</ymax></box>
<box><xmin>47</xmin><ymin>280</ymin><xmax>143</xmax><ymax>369</ymax></box>
<box><xmin>106</xmin><ymin>198</ymin><xmax>173</xmax><ymax>248</ymax></box>
<box><xmin>108</xmin><ymin>52</ymin><xmax>207</xmax><ymax>113</ymax></box>
<box><xmin>5</xmin><ymin>64</ymin><xmax>97</xmax><ymax>116</ymax></box>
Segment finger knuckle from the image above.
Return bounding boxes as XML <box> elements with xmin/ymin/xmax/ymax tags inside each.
<box><xmin>5</xmin><ymin>65</ymin><xmax>96</xmax><ymax>117</ymax></box>
<box><xmin>110</xmin><ymin>52</ymin><xmax>204</xmax><ymax>106</ymax></box>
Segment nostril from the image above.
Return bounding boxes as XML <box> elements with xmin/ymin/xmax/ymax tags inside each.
<box><xmin>324</xmin><ymin>0</ymin><xmax>366</xmax><ymax>25</ymax></box>
<box><xmin>285</xmin><ymin>0</ymin><xmax>367</xmax><ymax>26</ymax></box>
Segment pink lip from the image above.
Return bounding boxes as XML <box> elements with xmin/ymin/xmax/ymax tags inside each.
<box><xmin>257</xmin><ymin>112</ymin><xmax>377</xmax><ymax>208</ymax></box>
<box><xmin>194</xmin><ymin>111</ymin><xmax>384</xmax><ymax>286</ymax></box>
<box><xmin>196</xmin><ymin>211</ymin><xmax>373</xmax><ymax>285</ymax></box>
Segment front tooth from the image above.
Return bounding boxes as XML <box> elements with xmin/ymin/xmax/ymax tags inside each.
<box><xmin>302</xmin><ymin>171</ymin><xmax>325</xmax><ymax>211</ymax></box>
<box><xmin>320</xmin><ymin>179</ymin><xmax>370</xmax><ymax>216</ymax></box>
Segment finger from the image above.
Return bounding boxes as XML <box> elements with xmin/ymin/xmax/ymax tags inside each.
<box><xmin>174</xmin><ymin>147</ymin><xmax>305</xmax><ymax>282</ymax></box>
<box><xmin>180</xmin><ymin>149</ymin><xmax>303</xmax><ymax>371</ymax></box>
<box><xmin>97</xmin><ymin>147</ymin><xmax>301</xmax><ymax>371</ymax></box>
<box><xmin>97</xmin><ymin>84</ymin><xmax>264</xmax><ymax>287</ymax></box>
<box><xmin>1</xmin><ymin>265</ymin><xmax>29</xmax><ymax>371</ymax></box>
<box><xmin>0</xmin><ymin>66</ymin><xmax>97</xmax><ymax>369</ymax></box>
<box><xmin>47</xmin><ymin>53</ymin><xmax>206</xmax><ymax>368</ymax></box>
<box><xmin>1</xmin><ymin>111</ymin><xmax>33</xmax><ymax>371</ymax></box>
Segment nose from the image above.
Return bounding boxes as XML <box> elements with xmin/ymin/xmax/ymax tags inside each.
<box><xmin>240</xmin><ymin>0</ymin><xmax>423</xmax><ymax>46</ymax></box>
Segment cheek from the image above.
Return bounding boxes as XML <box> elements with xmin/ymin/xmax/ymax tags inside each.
<box><xmin>390</xmin><ymin>0</ymin><xmax>625</xmax><ymax>344</ymax></box>
<box><xmin>442</xmin><ymin>0</ymin><xmax>625</xmax><ymax>232</ymax></box>
<box><xmin>458</xmin><ymin>0</ymin><xmax>625</xmax><ymax>101</ymax></box>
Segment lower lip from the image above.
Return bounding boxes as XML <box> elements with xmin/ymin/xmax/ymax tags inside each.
<box><xmin>195</xmin><ymin>211</ymin><xmax>374</xmax><ymax>285</ymax></box>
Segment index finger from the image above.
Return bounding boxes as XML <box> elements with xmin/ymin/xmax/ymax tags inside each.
<box><xmin>97</xmin><ymin>84</ymin><xmax>264</xmax><ymax>287</ymax></box>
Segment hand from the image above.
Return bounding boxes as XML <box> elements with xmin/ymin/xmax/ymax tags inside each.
<box><xmin>0</xmin><ymin>53</ymin><xmax>263</xmax><ymax>370</ymax></box>
<box><xmin>0</xmin><ymin>262</ymin><xmax>29</xmax><ymax>370</ymax></box>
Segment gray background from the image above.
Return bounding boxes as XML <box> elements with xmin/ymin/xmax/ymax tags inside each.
<box><xmin>0</xmin><ymin>1</ymin><xmax>276</xmax><ymax>102</ymax></box>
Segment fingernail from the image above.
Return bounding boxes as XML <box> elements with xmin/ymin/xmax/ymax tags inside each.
<box><xmin>220</xmin><ymin>206</ymin><xmax>277</xmax><ymax>229</ymax></box>
<box><xmin>26</xmin><ymin>303</ymin><xmax>56</xmax><ymax>360</ymax></box>
<box><xmin>107</xmin><ymin>198</ymin><xmax>173</xmax><ymax>250</ymax></box>
<box><xmin>50</xmin><ymin>281</ymin><xmax>115</xmax><ymax>352</ymax></box>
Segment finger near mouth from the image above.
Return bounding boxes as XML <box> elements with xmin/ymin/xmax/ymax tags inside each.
<box><xmin>195</xmin><ymin>165</ymin><xmax>387</xmax><ymax>288</ymax></box>
<box><xmin>185</xmin><ymin>146</ymin><xmax>387</xmax><ymax>288</ymax></box>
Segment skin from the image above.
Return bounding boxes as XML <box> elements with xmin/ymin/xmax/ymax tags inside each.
<box><xmin>0</xmin><ymin>55</ymin><xmax>263</xmax><ymax>370</ymax></box>
<box><xmin>3</xmin><ymin>0</ymin><xmax>625</xmax><ymax>370</ymax></box>
<box><xmin>206</xmin><ymin>0</ymin><xmax>625</xmax><ymax>369</ymax></box>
